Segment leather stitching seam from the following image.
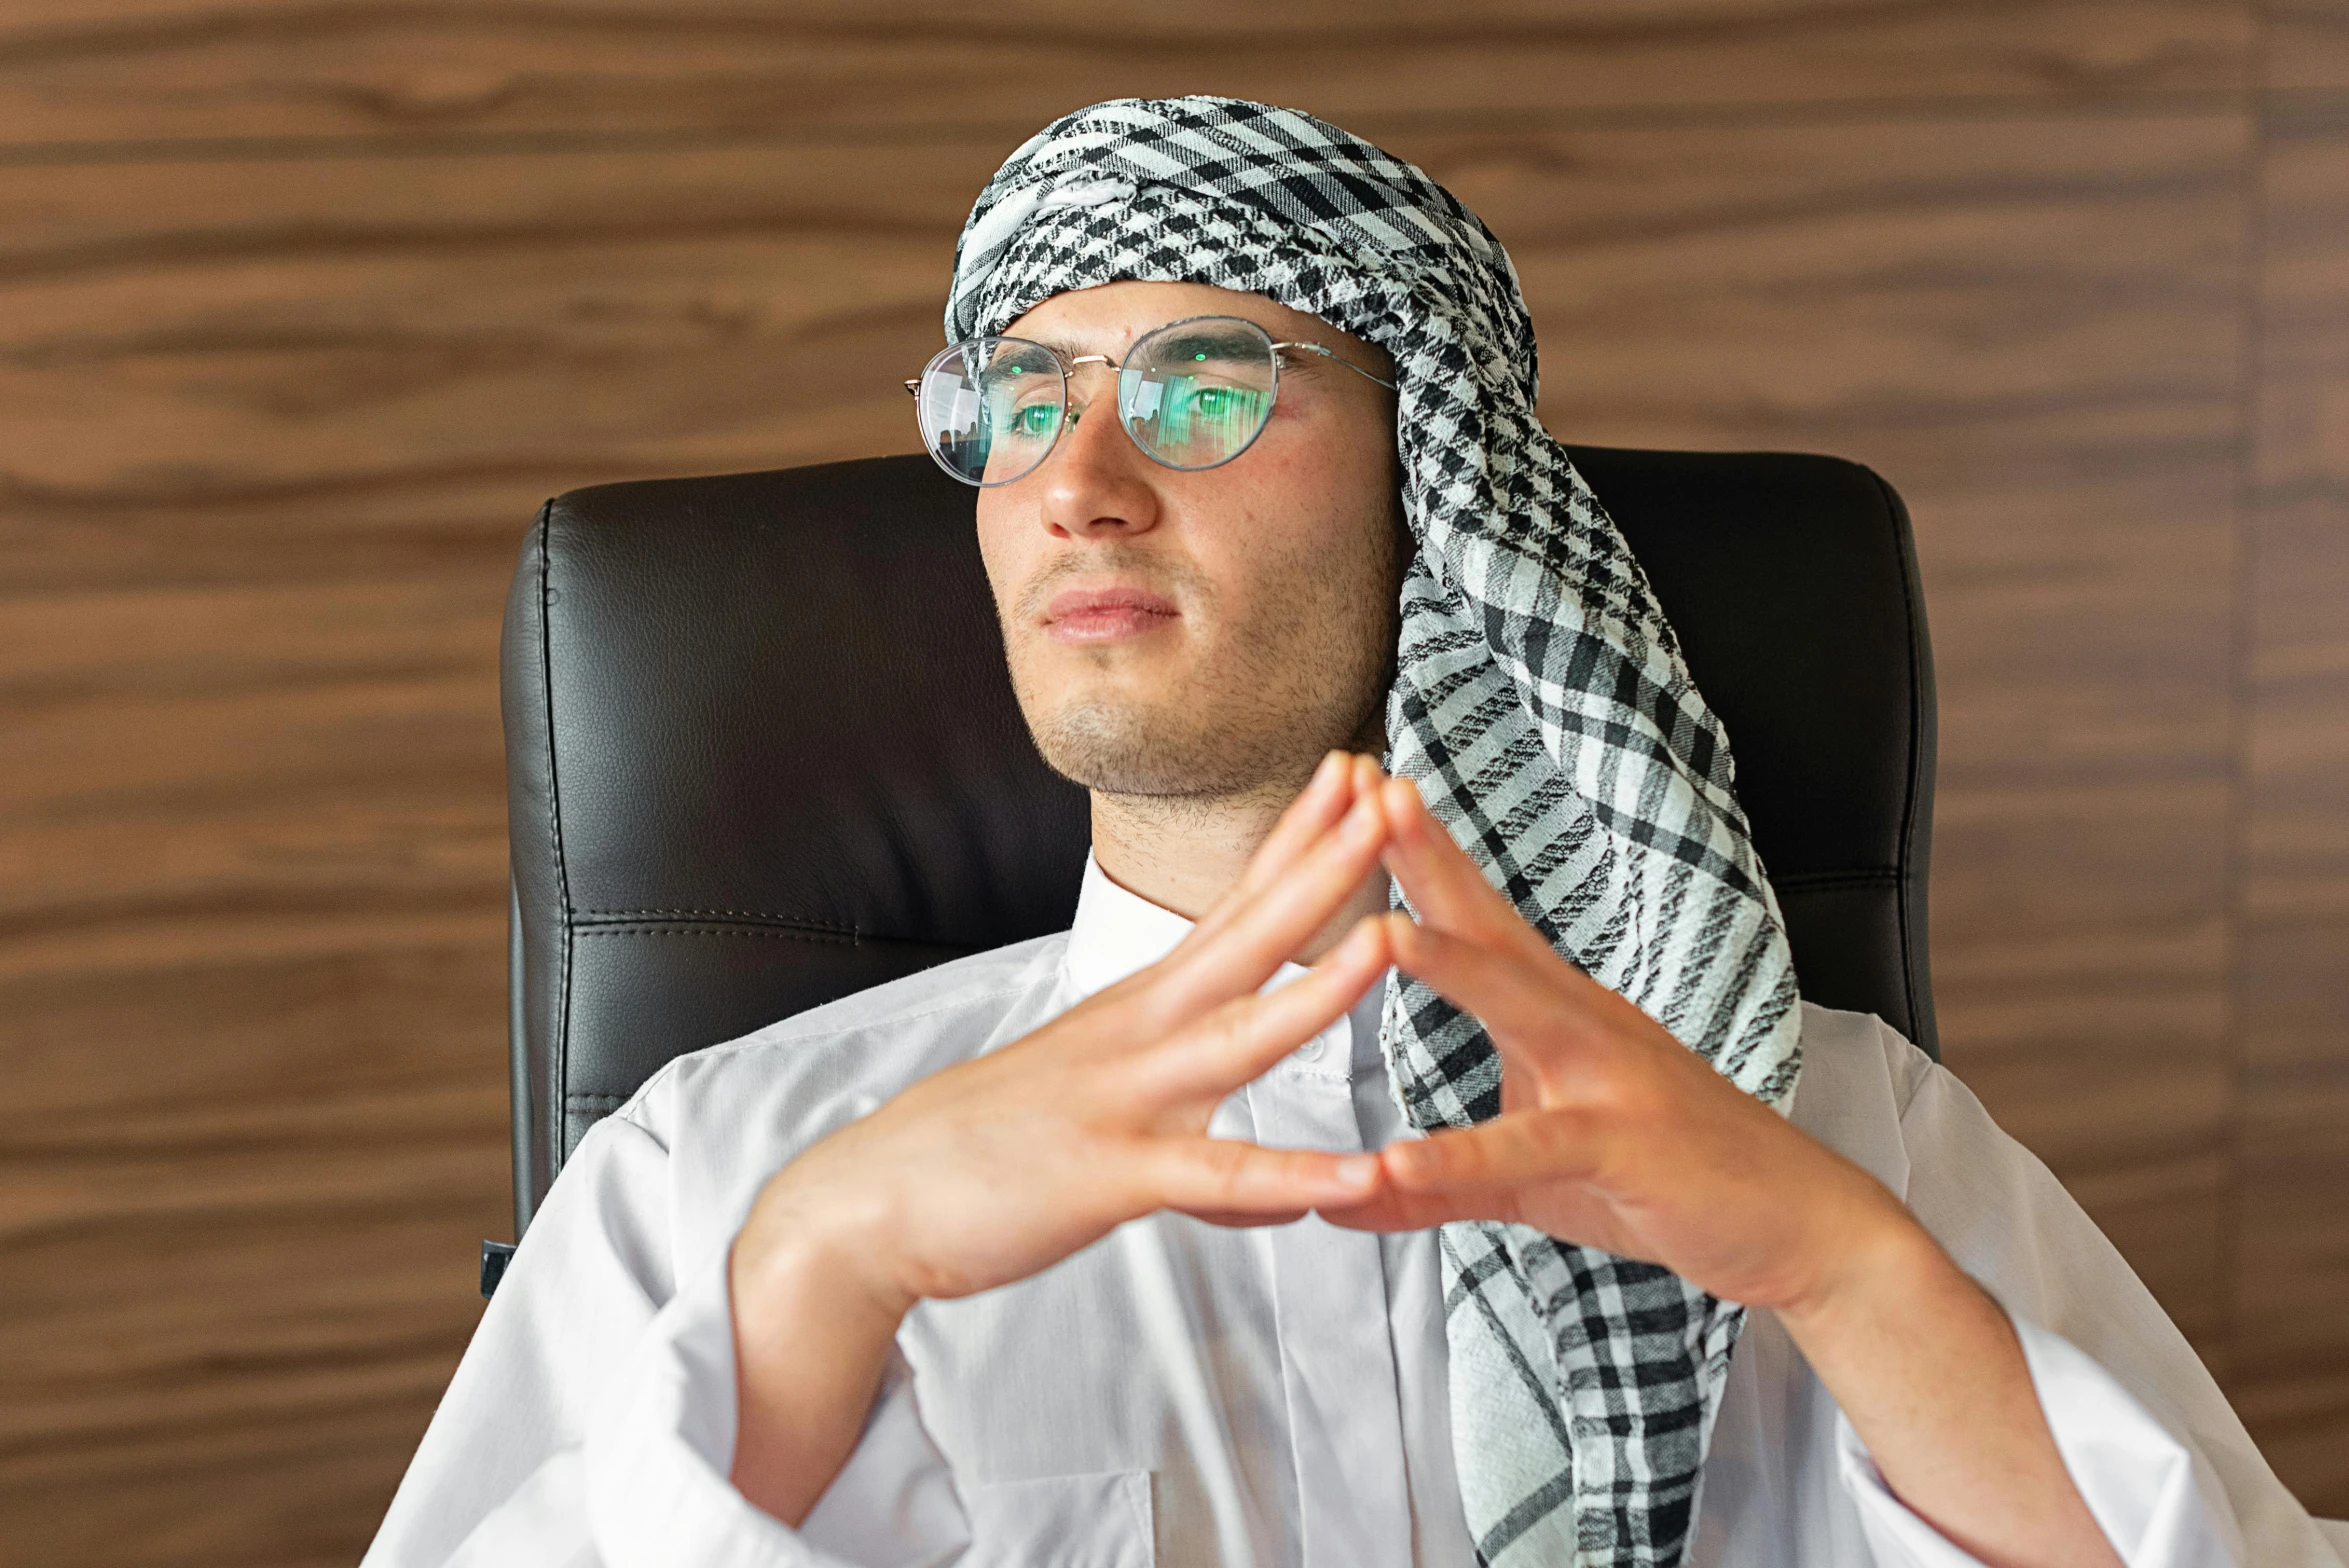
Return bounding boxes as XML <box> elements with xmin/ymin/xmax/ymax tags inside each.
<box><xmin>575</xmin><ymin>924</ymin><xmax>856</xmax><ymax>943</ymax></box>
<box><xmin>576</xmin><ymin>908</ymin><xmax>858</xmax><ymax>935</ymax></box>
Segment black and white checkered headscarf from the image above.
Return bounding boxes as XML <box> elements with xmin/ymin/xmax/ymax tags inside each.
<box><xmin>949</xmin><ymin>97</ymin><xmax>1803</xmax><ymax>1568</ymax></box>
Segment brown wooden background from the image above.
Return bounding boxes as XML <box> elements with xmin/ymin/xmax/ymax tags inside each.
<box><xmin>4</xmin><ymin>4</ymin><xmax>2345</xmax><ymax>1564</ymax></box>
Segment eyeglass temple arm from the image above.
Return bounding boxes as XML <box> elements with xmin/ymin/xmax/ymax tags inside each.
<box><xmin>1273</xmin><ymin>340</ymin><xmax>1397</xmax><ymax>390</ymax></box>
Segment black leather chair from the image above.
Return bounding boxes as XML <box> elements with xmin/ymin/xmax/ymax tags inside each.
<box><xmin>499</xmin><ymin>449</ymin><xmax>1937</xmax><ymax>1241</ymax></box>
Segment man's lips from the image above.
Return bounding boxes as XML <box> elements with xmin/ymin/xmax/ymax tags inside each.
<box><xmin>1042</xmin><ymin>586</ymin><xmax>1180</xmax><ymax>644</ymax></box>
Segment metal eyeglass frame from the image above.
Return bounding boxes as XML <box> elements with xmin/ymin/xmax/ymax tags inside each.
<box><xmin>903</xmin><ymin>313</ymin><xmax>1396</xmax><ymax>487</ymax></box>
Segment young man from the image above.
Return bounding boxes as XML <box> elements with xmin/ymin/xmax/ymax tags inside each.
<box><xmin>365</xmin><ymin>99</ymin><xmax>2340</xmax><ymax>1568</ymax></box>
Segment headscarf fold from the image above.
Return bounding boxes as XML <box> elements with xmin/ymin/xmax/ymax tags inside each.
<box><xmin>948</xmin><ymin>97</ymin><xmax>1802</xmax><ymax>1568</ymax></box>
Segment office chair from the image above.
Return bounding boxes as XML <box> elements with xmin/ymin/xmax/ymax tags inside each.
<box><xmin>496</xmin><ymin>449</ymin><xmax>1936</xmax><ymax>1254</ymax></box>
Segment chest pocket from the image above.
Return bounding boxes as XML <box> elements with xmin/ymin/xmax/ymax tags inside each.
<box><xmin>960</xmin><ymin>1470</ymin><xmax>1154</xmax><ymax>1568</ymax></box>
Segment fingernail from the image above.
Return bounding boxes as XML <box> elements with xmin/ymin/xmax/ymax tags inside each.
<box><xmin>1317</xmin><ymin>750</ymin><xmax>1346</xmax><ymax>784</ymax></box>
<box><xmin>1335</xmin><ymin>1155</ymin><xmax>1378</xmax><ymax>1187</ymax></box>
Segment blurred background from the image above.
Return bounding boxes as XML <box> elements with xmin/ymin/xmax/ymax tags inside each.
<box><xmin>4</xmin><ymin>3</ymin><xmax>2346</xmax><ymax>1564</ymax></box>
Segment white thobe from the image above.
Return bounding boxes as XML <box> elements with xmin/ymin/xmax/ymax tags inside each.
<box><xmin>364</xmin><ymin>859</ymin><xmax>2346</xmax><ymax>1568</ymax></box>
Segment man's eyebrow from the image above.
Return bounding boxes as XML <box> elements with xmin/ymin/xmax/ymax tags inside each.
<box><xmin>1014</xmin><ymin>335</ymin><xmax>1103</xmax><ymax>361</ymax></box>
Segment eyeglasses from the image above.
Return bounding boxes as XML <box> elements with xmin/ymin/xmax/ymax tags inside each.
<box><xmin>905</xmin><ymin>314</ymin><xmax>1396</xmax><ymax>488</ymax></box>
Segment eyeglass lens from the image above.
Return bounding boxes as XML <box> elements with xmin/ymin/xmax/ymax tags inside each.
<box><xmin>917</xmin><ymin>339</ymin><xmax>1060</xmax><ymax>486</ymax></box>
<box><xmin>1119</xmin><ymin>319</ymin><xmax>1277</xmax><ymax>472</ymax></box>
<box><xmin>914</xmin><ymin>317</ymin><xmax>1282</xmax><ymax>487</ymax></box>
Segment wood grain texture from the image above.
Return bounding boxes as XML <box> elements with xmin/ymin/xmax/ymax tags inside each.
<box><xmin>2271</xmin><ymin>0</ymin><xmax>2349</xmax><ymax>91</ymax></box>
<box><xmin>0</xmin><ymin>1</ymin><xmax>2255</xmax><ymax>149</ymax></box>
<box><xmin>5</xmin><ymin>1</ymin><xmax>2346</xmax><ymax>1558</ymax></box>
<box><xmin>0</xmin><ymin>557</ymin><xmax>515</xmax><ymax>1563</ymax></box>
<box><xmin>0</xmin><ymin>938</ymin><xmax>508</xmax><ymax>1567</ymax></box>
<box><xmin>0</xmin><ymin>146</ymin><xmax>984</xmax><ymax>509</ymax></box>
<box><xmin>2230</xmin><ymin>89</ymin><xmax>2349</xmax><ymax>1516</ymax></box>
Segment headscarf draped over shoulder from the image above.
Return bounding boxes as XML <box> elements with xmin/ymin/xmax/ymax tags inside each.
<box><xmin>947</xmin><ymin>97</ymin><xmax>1802</xmax><ymax>1568</ymax></box>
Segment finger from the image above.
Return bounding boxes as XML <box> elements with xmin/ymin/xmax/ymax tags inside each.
<box><xmin>1146</xmin><ymin>784</ymin><xmax>1393</xmax><ymax>1018</ymax></box>
<box><xmin>1383</xmin><ymin>916</ymin><xmax>1608</xmax><ymax>1078</ymax></box>
<box><xmin>1135</xmin><ymin>914</ymin><xmax>1393</xmax><ymax>1103</ymax></box>
<box><xmin>1178</xmin><ymin>1208</ymin><xmax>1310</xmax><ymax>1229</ymax></box>
<box><xmin>1377</xmin><ymin>777</ymin><xmax>1547</xmax><ymax>959</ymax></box>
<box><xmin>1317</xmin><ymin>1186</ymin><xmax>1510</xmax><ymax>1232</ymax></box>
<box><xmin>1208</xmin><ymin>785</ymin><xmax>1388</xmax><ymax>956</ymax></box>
<box><xmin>1143</xmin><ymin>1137</ymin><xmax>1384</xmax><ymax>1215</ymax></box>
<box><xmin>1382</xmin><ymin>1109</ymin><xmax>1608</xmax><ymax>1196</ymax></box>
<box><xmin>1193</xmin><ymin>751</ymin><xmax>1357</xmax><ymax>934</ymax></box>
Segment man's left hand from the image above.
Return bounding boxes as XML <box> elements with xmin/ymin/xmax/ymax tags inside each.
<box><xmin>1323</xmin><ymin>771</ymin><xmax>1917</xmax><ymax>1321</ymax></box>
<box><xmin>1323</xmin><ymin>768</ymin><xmax>2124</xmax><ymax>1568</ymax></box>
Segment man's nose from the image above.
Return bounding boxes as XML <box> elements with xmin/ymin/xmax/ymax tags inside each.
<box><xmin>1035</xmin><ymin>384</ymin><xmax>1162</xmax><ymax>540</ymax></box>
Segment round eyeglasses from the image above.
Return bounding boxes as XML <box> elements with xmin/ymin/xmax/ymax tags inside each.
<box><xmin>905</xmin><ymin>314</ymin><xmax>1396</xmax><ymax>488</ymax></box>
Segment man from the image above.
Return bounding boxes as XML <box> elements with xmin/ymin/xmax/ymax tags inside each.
<box><xmin>365</xmin><ymin>99</ymin><xmax>2341</xmax><ymax>1568</ymax></box>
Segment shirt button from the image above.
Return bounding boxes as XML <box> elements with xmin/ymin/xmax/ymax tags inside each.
<box><xmin>1295</xmin><ymin>1035</ymin><xmax>1325</xmax><ymax>1063</ymax></box>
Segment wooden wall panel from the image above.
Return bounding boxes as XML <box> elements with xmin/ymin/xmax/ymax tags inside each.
<box><xmin>0</xmin><ymin>950</ymin><xmax>507</xmax><ymax>1568</ymax></box>
<box><xmin>2271</xmin><ymin>0</ymin><xmax>2349</xmax><ymax>91</ymax></box>
<box><xmin>2</xmin><ymin>3</ymin><xmax>2344</xmax><ymax>1561</ymax></box>
<box><xmin>0</xmin><ymin>2</ymin><xmax>2254</xmax><ymax>146</ymax></box>
<box><xmin>2232</xmin><ymin>80</ymin><xmax>2349</xmax><ymax>1514</ymax></box>
<box><xmin>0</xmin><ymin>565</ymin><xmax>514</xmax><ymax>1565</ymax></box>
<box><xmin>0</xmin><ymin>148</ymin><xmax>983</xmax><ymax>493</ymax></box>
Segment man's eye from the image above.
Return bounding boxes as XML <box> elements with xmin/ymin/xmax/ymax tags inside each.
<box><xmin>1000</xmin><ymin>403</ymin><xmax>1058</xmax><ymax>439</ymax></box>
<box><xmin>1173</xmin><ymin>385</ymin><xmax>1259</xmax><ymax>424</ymax></box>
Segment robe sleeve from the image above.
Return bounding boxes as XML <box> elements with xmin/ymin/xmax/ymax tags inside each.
<box><xmin>360</xmin><ymin>1110</ymin><xmax>969</xmax><ymax>1568</ymax></box>
<box><xmin>1829</xmin><ymin>1019</ymin><xmax>2343</xmax><ymax>1568</ymax></box>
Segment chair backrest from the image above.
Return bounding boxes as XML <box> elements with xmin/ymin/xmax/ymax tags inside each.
<box><xmin>501</xmin><ymin>449</ymin><xmax>1936</xmax><ymax>1234</ymax></box>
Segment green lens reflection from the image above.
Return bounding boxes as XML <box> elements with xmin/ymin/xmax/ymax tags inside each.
<box><xmin>1122</xmin><ymin>319</ymin><xmax>1278</xmax><ymax>469</ymax></box>
<box><xmin>968</xmin><ymin>341</ymin><xmax>1063</xmax><ymax>483</ymax></box>
<box><xmin>1148</xmin><ymin>377</ymin><xmax>1264</xmax><ymax>454</ymax></box>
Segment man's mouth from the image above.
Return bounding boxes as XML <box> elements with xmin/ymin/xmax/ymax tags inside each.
<box><xmin>1041</xmin><ymin>586</ymin><xmax>1180</xmax><ymax>644</ymax></box>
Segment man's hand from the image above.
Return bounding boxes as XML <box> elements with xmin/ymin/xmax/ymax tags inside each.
<box><xmin>1322</xmin><ymin>772</ymin><xmax>1909</xmax><ymax>1314</ymax></box>
<box><xmin>727</xmin><ymin>753</ymin><xmax>1397</xmax><ymax>1525</ymax></box>
<box><xmin>1327</xmin><ymin>772</ymin><xmax>2123</xmax><ymax>1568</ymax></box>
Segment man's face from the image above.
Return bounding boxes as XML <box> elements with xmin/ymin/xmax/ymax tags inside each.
<box><xmin>975</xmin><ymin>280</ymin><xmax>1404</xmax><ymax>803</ymax></box>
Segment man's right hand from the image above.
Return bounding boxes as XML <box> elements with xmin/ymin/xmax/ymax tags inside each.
<box><xmin>727</xmin><ymin>753</ymin><xmax>1398</xmax><ymax>1524</ymax></box>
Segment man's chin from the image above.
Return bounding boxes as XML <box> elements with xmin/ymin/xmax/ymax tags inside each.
<box><xmin>1028</xmin><ymin>698</ymin><xmax>1273</xmax><ymax>800</ymax></box>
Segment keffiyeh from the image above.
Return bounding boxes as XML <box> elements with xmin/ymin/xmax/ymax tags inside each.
<box><xmin>947</xmin><ymin>97</ymin><xmax>1803</xmax><ymax>1567</ymax></box>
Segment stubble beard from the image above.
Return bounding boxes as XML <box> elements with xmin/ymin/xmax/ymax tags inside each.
<box><xmin>1030</xmin><ymin>677</ymin><xmax>1326</xmax><ymax>804</ymax></box>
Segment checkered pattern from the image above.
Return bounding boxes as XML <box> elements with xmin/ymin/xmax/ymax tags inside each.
<box><xmin>949</xmin><ymin>97</ymin><xmax>1802</xmax><ymax>1568</ymax></box>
